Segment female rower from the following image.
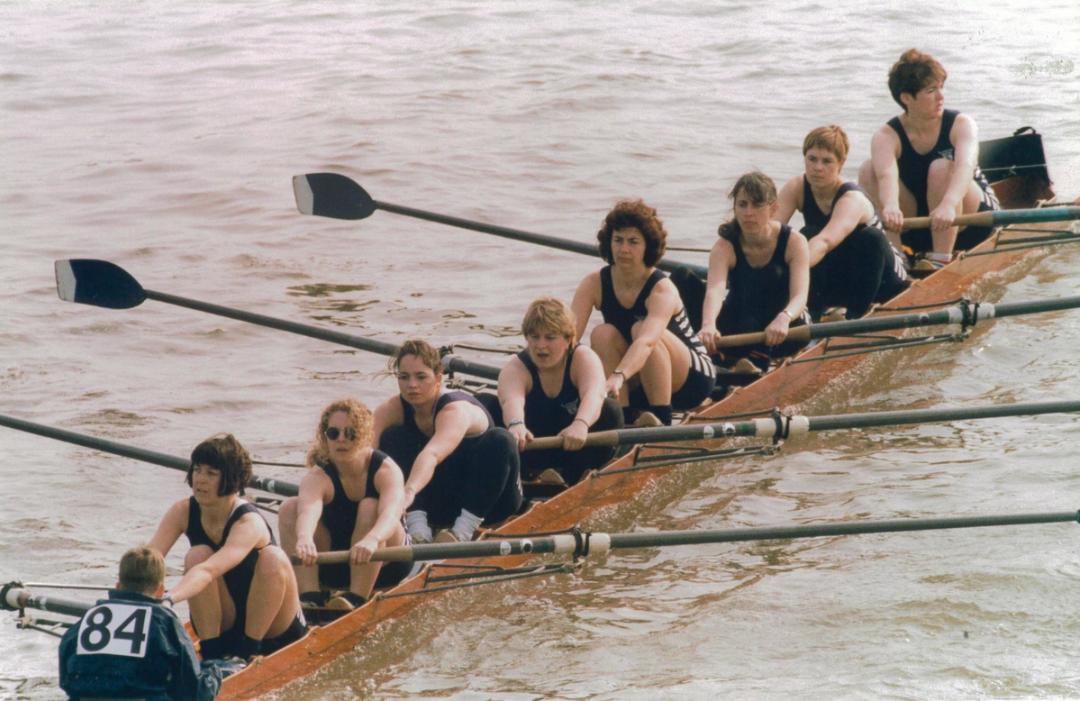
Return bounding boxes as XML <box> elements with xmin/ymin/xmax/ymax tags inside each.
<box><xmin>278</xmin><ymin>399</ymin><xmax>409</xmax><ymax>611</ymax></box>
<box><xmin>571</xmin><ymin>199</ymin><xmax>715</xmax><ymax>426</ymax></box>
<box><xmin>480</xmin><ymin>296</ymin><xmax>624</xmax><ymax>486</ymax></box>
<box><xmin>148</xmin><ymin>434</ymin><xmax>306</xmax><ymax>661</ymax></box>
<box><xmin>374</xmin><ymin>339</ymin><xmax>523</xmax><ymax>544</ymax></box>
<box><xmin>777</xmin><ymin>125</ymin><xmax>909</xmax><ymax>320</ymax></box>
<box><xmin>699</xmin><ymin>171</ymin><xmax>811</xmax><ymax>372</ymax></box>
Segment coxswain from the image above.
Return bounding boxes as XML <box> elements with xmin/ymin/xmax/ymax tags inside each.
<box><xmin>59</xmin><ymin>545</ymin><xmax>222</xmax><ymax>701</ymax></box>
<box><xmin>479</xmin><ymin>296</ymin><xmax>624</xmax><ymax>486</ymax></box>
<box><xmin>858</xmin><ymin>48</ymin><xmax>1000</xmax><ymax>270</ymax></box>
<box><xmin>374</xmin><ymin>339</ymin><xmax>523</xmax><ymax>543</ymax></box>
<box><xmin>279</xmin><ymin>399</ymin><xmax>409</xmax><ymax>611</ymax></box>
<box><xmin>699</xmin><ymin>171</ymin><xmax>811</xmax><ymax>372</ymax></box>
<box><xmin>148</xmin><ymin>434</ymin><xmax>306</xmax><ymax>661</ymax></box>
<box><xmin>777</xmin><ymin>125</ymin><xmax>909</xmax><ymax>320</ymax></box>
<box><xmin>571</xmin><ymin>199</ymin><xmax>716</xmax><ymax>426</ymax></box>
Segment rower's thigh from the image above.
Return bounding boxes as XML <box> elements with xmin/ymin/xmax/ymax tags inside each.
<box><xmin>657</xmin><ymin>329</ymin><xmax>692</xmax><ymax>389</ymax></box>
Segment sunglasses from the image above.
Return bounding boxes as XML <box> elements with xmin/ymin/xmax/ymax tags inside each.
<box><xmin>324</xmin><ymin>426</ymin><xmax>358</xmax><ymax>441</ymax></box>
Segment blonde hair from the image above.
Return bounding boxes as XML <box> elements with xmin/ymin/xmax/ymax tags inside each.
<box><xmin>522</xmin><ymin>297</ymin><xmax>576</xmax><ymax>343</ymax></box>
<box><xmin>306</xmin><ymin>398</ymin><xmax>374</xmax><ymax>467</ymax></box>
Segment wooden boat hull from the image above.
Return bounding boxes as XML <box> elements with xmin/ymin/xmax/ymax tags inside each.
<box><xmin>220</xmin><ymin>174</ymin><xmax>1067</xmax><ymax>699</ymax></box>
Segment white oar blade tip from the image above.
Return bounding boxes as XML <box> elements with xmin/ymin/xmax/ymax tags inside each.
<box><xmin>293</xmin><ymin>175</ymin><xmax>314</xmax><ymax>215</ymax></box>
<box><xmin>54</xmin><ymin>260</ymin><xmax>78</xmax><ymax>302</ymax></box>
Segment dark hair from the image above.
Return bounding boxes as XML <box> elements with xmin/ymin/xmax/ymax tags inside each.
<box><xmin>596</xmin><ymin>199</ymin><xmax>668</xmax><ymax>267</ymax></box>
<box><xmin>307</xmin><ymin>398</ymin><xmax>374</xmax><ymax>467</ymax></box>
<box><xmin>187</xmin><ymin>433</ymin><xmax>252</xmax><ymax>496</ymax></box>
<box><xmin>117</xmin><ymin>545</ymin><xmax>165</xmax><ymax>594</ymax></box>
<box><xmin>717</xmin><ymin>171</ymin><xmax>778</xmax><ymax>242</ymax></box>
<box><xmin>888</xmin><ymin>49</ymin><xmax>947</xmax><ymax>110</ymax></box>
<box><xmin>391</xmin><ymin>339</ymin><xmax>443</xmax><ymax>374</ymax></box>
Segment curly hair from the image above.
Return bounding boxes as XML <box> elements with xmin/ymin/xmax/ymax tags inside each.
<box><xmin>718</xmin><ymin>171</ymin><xmax>778</xmax><ymax>242</ymax></box>
<box><xmin>306</xmin><ymin>398</ymin><xmax>374</xmax><ymax>467</ymax></box>
<box><xmin>802</xmin><ymin>124</ymin><xmax>850</xmax><ymax>164</ymax></box>
<box><xmin>187</xmin><ymin>433</ymin><xmax>252</xmax><ymax>496</ymax></box>
<box><xmin>390</xmin><ymin>339</ymin><xmax>443</xmax><ymax>375</ymax></box>
<box><xmin>596</xmin><ymin>199</ymin><xmax>668</xmax><ymax>267</ymax></box>
<box><xmin>521</xmin><ymin>296</ymin><xmax>577</xmax><ymax>343</ymax></box>
<box><xmin>888</xmin><ymin>49</ymin><xmax>947</xmax><ymax>110</ymax></box>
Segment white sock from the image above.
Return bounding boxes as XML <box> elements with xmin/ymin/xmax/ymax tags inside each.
<box><xmin>450</xmin><ymin>509</ymin><xmax>484</xmax><ymax>542</ymax></box>
<box><xmin>405</xmin><ymin>511</ymin><xmax>432</xmax><ymax>543</ymax></box>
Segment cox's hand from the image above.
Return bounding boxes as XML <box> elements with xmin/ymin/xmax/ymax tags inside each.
<box><xmin>764</xmin><ymin>313</ymin><xmax>791</xmax><ymax>347</ymax></box>
<box><xmin>509</xmin><ymin>422</ymin><xmax>533</xmax><ymax>452</ymax></box>
<box><xmin>295</xmin><ymin>538</ymin><xmax>318</xmax><ymax>567</ymax></box>
<box><xmin>881</xmin><ymin>205</ymin><xmax>904</xmax><ymax>234</ymax></box>
<box><xmin>699</xmin><ymin>326</ymin><xmax>721</xmax><ymax>355</ymax></box>
<box><xmin>350</xmin><ymin>536</ymin><xmax>379</xmax><ymax>565</ymax></box>
<box><xmin>560</xmin><ymin>419</ymin><xmax>589</xmax><ymax>451</ymax></box>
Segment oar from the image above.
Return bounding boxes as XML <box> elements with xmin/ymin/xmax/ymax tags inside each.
<box><xmin>902</xmin><ymin>205</ymin><xmax>1080</xmax><ymax>231</ymax></box>
<box><xmin>523</xmin><ymin>398</ymin><xmax>1080</xmax><ymax>451</ymax></box>
<box><xmin>309</xmin><ymin>509</ymin><xmax>1080</xmax><ymax>564</ymax></box>
<box><xmin>1</xmin><ymin>582</ymin><xmax>91</xmax><ymax>618</ymax></box>
<box><xmin>710</xmin><ymin>293</ymin><xmax>1080</xmax><ymax>349</ymax></box>
<box><xmin>292</xmin><ymin>173</ymin><xmax>709</xmax><ymax>278</ymax></box>
<box><xmin>0</xmin><ymin>413</ymin><xmax>298</xmax><ymax>497</ymax></box>
<box><xmin>54</xmin><ymin>259</ymin><xmax>501</xmax><ymax>382</ymax></box>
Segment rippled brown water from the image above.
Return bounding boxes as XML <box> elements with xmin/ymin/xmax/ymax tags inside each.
<box><xmin>2</xmin><ymin>2</ymin><xmax>1080</xmax><ymax>699</ymax></box>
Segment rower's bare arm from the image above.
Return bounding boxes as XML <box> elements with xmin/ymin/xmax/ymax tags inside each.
<box><xmin>776</xmin><ymin>175</ymin><xmax>802</xmax><ymax>224</ymax></box>
<box><xmin>570</xmin><ymin>272</ymin><xmax>600</xmax><ymax>343</ymax></box>
<box><xmin>563</xmin><ymin>346</ymin><xmax>606</xmax><ymax>449</ymax></box>
<box><xmin>807</xmin><ymin>192</ymin><xmax>871</xmax><ymax>267</ymax></box>
<box><xmin>293</xmin><ymin>470</ymin><xmax>330</xmax><ymax>561</ymax></box>
<box><xmin>498</xmin><ymin>358</ymin><xmax>532</xmax><ymax>449</ymax></box>
<box><xmin>870</xmin><ymin>127</ymin><xmax>904</xmax><ymax>231</ymax></box>
<box><xmin>700</xmin><ymin>239</ymin><xmax>734</xmax><ymax>354</ymax></box>
<box><xmin>618</xmin><ymin>281</ymin><xmax>679</xmax><ymax>375</ymax></box>
<box><xmin>148</xmin><ymin>499</ymin><xmax>188</xmax><ymax>558</ymax></box>
<box><xmin>369</xmin><ymin>460</ymin><xmax>406</xmax><ymax>542</ymax></box>
<box><xmin>785</xmin><ymin>232</ymin><xmax>811</xmax><ymax>318</ymax></box>
<box><xmin>371</xmin><ymin>398</ymin><xmax>403</xmax><ymax>448</ymax></box>
<box><xmin>169</xmin><ymin>515</ymin><xmax>266</xmax><ymax>603</ymax></box>
<box><xmin>943</xmin><ymin>113</ymin><xmax>980</xmax><ymax>206</ymax></box>
<box><xmin>406</xmin><ymin>405</ymin><xmax>472</xmax><ymax>496</ymax></box>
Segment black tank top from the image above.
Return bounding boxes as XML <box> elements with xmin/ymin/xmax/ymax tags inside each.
<box><xmin>598</xmin><ymin>266</ymin><xmax>712</xmax><ymax>371</ymax></box>
<box><xmin>518</xmin><ymin>346</ymin><xmax>580</xmax><ymax>426</ymax></box>
<box><xmin>185</xmin><ymin>497</ymin><xmax>271</xmax><ymax>630</ymax></box>
<box><xmin>801</xmin><ymin>177</ymin><xmax>882</xmax><ymax>235</ymax></box>
<box><xmin>317</xmin><ymin>449</ymin><xmax>389</xmax><ymax>540</ymax></box>
<box><xmin>400</xmin><ymin>390</ymin><xmax>493</xmax><ymax>436</ymax></box>
<box><xmin>887</xmin><ymin>109</ymin><xmax>959</xmax><ymax>216</ymax></box>
<box><xmin>723</xmin><ymin>224</ymin><xmax>793</xmax><ymax>333</ymax></box>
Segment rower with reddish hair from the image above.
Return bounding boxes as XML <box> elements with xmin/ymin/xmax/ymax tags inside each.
<box><xmin>279</xmin><ymin>398</ymin><xmax>409</xmax><ymax>611</ymax></box>
<box><xmin>777</xmin><ymin>124</ymin><xmax>909</xmax><ymax>320</ymax></box>
<box><xmin>859</xmin><ymin>48</ymin><xmax>999</xmax><ymax>270</ymax></box>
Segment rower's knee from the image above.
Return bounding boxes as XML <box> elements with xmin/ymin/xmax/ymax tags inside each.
<box><xmin>927</xmin><ymin>158</ymin><xmax>956</xmax><ymax>196</ymax></box>
<box><xmin>185</xmin><ymin>545</ymin><xmax>214</xmax><ymax>570</ymax></box>
<box><xmin>255</xmin><ymin>546</ymin><xmax>292</xmax><ymax>583</ymax></box>
<box><xmin>590</xmin><ymin>324</ymin><xmax>626</xmax><ymax>362</ymax></box>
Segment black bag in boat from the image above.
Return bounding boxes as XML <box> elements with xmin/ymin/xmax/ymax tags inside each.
<box><xmin>980</xmin><ymin>126</ymin><xmax>1055</xmax><ymax>207</ymax></box>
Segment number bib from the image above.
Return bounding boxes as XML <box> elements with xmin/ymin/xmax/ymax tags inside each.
<box><xmin>76</xmin><ymin>603</ymin><xmax>152</xmax><ymax>658</ymax></box>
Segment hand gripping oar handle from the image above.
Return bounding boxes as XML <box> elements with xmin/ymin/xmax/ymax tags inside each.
<box><xmin>522</xmin><ymin>399</ymin><xmax>1080</xmax><ymax>451</ymax></box>
<box><xmin>709</xmin><ymin>294</ymin><xmax>1080</xmax><ymax>349</ymax></box>
<box><xmin>305</xmin><ymin>509</ymin><xmax>1080</xmax><ymax>564</ymax></box>
<box><xmin>902</xmin><ymin>205</ymin><xmax>1080</xmax><ymax>231</ymax></box>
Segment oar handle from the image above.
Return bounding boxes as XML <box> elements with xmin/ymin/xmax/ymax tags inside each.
<box><xmin>712</xmin><ymin>325</ymin><xmax>813</xmax><ymax>349</ymax></box>
<box><xmin>524</xmin><ymin>431</ymin><xmax>621</xmax><ymax>451</ymax></box>
<box><xmin>902</xmin><ymin>205</ymin><xmax>1080</xmax><ymax>231</ymax></box>
<box><xmin>902</xmin><ymin>210</ymin><xmax>994</xmax><ymax>230</ymax></box>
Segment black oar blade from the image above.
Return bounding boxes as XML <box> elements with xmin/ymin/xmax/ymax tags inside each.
<box><xmin>293</xmin><ymin>173</ymin><xmax>376</xmax><ymax>220</ymax></box>
<box><xmin>55</xmin><ymin>259</ymin><xmax>146</xmax><ymax>309</ymax></box>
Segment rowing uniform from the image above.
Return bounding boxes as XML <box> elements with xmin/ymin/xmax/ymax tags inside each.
<box><xmin>717</xmin><ymin>224</ymin><xmax>810</xmax><ymax>371</ymax></box>
<box><xmin>800</xmin><ymin>176</ymin><xmax>909</xmax><ymax>319</ymax></box>
<box><xmin>598</xmin><ymin>266</ymin><xmax>716</xmax><ymax>410</ymax></box>
<box><xmin>59</xmin><ymin>589</ymin><xmax>220</xmax><ymax>701</ymax></box>
<box><xmin>887</xmin><ymin>108</ymin><xmax>1000</xmax><ymax>253</ymax></box>
<box><xmin>315</xmin><ymin>450</ymin><xmax>411</xmax><ymax>590</ymax></box>
<box><xmin>185</xmin><ymin>498</ymin><xmax>306</xmax><ymax>657</ymax></box>
<box><xmin>478</xmin><ymin>347</ymin><xmax>624</xmax><ymax>485</ymax></box>
<box><xmin>378</xmin><ymin>390</ymin><xmax>523</xmax><ymax>527</ymax></box>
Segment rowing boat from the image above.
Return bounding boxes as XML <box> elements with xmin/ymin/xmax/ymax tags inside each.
<box><xmin>210</xmin><ymin>137</ymin><xmax>1072</xmax><ymax>698</ymax></box>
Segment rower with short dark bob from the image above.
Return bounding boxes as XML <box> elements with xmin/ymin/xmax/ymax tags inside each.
<box><xmin>572</xmin><ymin>199</ymin><xmax>715</xmax><ymax>426</ymax></box>
<box><xmin>374</xmin><ymin>339</ymin><xmax>523</xmax><ymax>544</ymax></box>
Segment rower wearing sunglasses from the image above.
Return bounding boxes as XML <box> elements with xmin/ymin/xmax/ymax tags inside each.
<box><xmin>278</xmin><ymin>399</ymin><xmax>409</xmax><ymax>611</ymax></box>
<box><xmin>374</xmin><ymin>339</ymin><xmax>524</xmax><ymax>544</ymax></box>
